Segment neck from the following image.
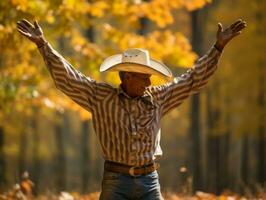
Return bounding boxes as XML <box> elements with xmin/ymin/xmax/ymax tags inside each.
<box><xmin>121</xmin><ymin>83</ymin><xmax>138</xmax><ymax>98</ymax></box>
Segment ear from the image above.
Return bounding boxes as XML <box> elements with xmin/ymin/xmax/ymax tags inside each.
<box><xmin>120</xmin><ymin>72</ymin><xmax>129</xmax><ymax>84</ymax></box>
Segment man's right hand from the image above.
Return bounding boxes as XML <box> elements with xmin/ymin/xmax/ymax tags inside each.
<box><xmin>17</xmin><ymin>19</ymin><xmax>47</xmax><ymax>48</ymax></box>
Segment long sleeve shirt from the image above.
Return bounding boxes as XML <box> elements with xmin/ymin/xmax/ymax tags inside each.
<box><xmin>38</xmin><ymin>43</ymin><xmax>222</xmax><ymax>166</ymax></box>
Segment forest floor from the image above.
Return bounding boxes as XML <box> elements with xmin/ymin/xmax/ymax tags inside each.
<box><xmin>1</xmin><ymin>191</ymin><xmax>266</xmax><ymax>200</ymax></box>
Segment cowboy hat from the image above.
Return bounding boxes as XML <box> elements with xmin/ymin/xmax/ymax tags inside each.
<box><xmin>100</xmin><ymin>48</ymin><xmax>173</xmax><ymax>79</ymax></box>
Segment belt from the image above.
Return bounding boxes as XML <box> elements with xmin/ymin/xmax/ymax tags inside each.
<box><xmin>104</xmin><ymin>160</ymin><xmax>160</xmax><ymax>177</ymax></box>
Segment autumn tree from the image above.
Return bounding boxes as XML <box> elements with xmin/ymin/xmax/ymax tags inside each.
<box><xmin>0</xmin><ymin>0</ymin><xmax>213</xmax><ymax>192</ymax></box>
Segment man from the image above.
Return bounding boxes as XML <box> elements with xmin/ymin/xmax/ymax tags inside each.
<box><xmin>17</xmin><ymin>18</ymin><xmax>246</xmax><ymax>200</ymax></box>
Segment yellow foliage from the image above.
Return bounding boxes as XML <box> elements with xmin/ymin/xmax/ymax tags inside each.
<box><xmin>127</xmin><ymin>1</ymin><xmax>173</xmax><ymax>28</ymax></box>
<box><xmin>111</xmin><ymin>0</ymin><xmax>129</xmax><ymax>16</ymax></box>
<box><xmin>10</xmin><ymin>0</ymin><xmax>28</xmax><ymax>11</ymax></box>
<box><xmin>105</xmin><ymin>72</ymin><xmax>121</xmax><ymax>87</ymax></box>
<box><xmin>1</xmin><ymin>0</ymin><xmax>205</xmax><ymax>128</ymax></box>
<box><xmin>89</xmin><ymin>1</ymin><xmax>109</xmax><ymax>17</ymax></box>
<box><xmin>184</xmin><ymin>0</ymin><xmax>212</xmax><ymax>11</ymax></box>
<box><xmin>125</xmin><ymin>0</ymin><xmax>211</xmax><ymax>27</ymax></box>
<box><xmin>69</xmin><ymin>29</ymin><xmax>105</xmax><ymax>61</ymax></box>
<box><xmin>57</xmin><ymin>0</ymin><xmax>91</xmax><ymax>22</ymax></box>
<box><xmin>102</xmin><ymin>25</ymin><xmax>196</xmax><ymax>68</ymax></box>
<box><xmin>46</xmin><ymin>10</ymin><xmax>55</xmax><ymax>24</ymax></box>
<box><xmin>150</xmin><ymin>75</ymin><xmax>168</xmax><ymax>85</ymax></box>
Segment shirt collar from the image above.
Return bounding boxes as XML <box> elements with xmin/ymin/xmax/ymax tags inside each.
<box><xmin>117</xmin><ymin>85</ymin><xmax>154</xmax><ymax>105</ymax></box>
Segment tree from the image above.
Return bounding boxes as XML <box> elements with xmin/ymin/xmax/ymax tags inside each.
<box><xmin>0</xmin><ymin>0</ymin><xmax>212</xmax><ymax>192</ymax></box>
<box><xmin>190</xmin><ymin>8</ymin><xmax>204</xmax><ymax>192</ymax></box>
<box><xmin>205</xmin><ymin>0</ymin><xmax>265</xmax><ymax>194</ymax></box>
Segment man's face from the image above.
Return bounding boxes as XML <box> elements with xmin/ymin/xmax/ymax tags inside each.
<box><xmin>122</xmin><ymin>72</ymin><xmax>151</xmax><ymax>97</ymax></box>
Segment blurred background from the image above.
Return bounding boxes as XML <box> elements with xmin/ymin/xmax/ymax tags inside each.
<box><xmin>0</xmin><ymin>0</ymin><xmax>265</xmax><ymax>197</ymax></box>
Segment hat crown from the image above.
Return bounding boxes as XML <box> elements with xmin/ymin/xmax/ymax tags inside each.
<box><xmin>122</xmin><ymin>48</ymin><xmax>150</xmax><ymax>65</ymax></box>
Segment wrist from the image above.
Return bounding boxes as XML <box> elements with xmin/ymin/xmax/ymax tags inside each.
<box><xmin>214</xmin><ymin>41</ymin><xmax>225</xmax><ymax>52</ymax></box>
<box><xmin>36</xmin><ymin>36</ymin><xmax>47</xmax><ymax>48</ymax></box>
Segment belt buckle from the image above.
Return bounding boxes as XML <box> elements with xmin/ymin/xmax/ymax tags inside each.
<box><xmin>129</xmin><ymin>166</ymin><xmax>141</xmax><ymax>177</ymax></box>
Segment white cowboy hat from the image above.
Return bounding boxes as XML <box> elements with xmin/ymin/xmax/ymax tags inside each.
<box><xmin>100</xmin><ymin>48</ymin><xmax>173</xmax><ymax>79</ymax></box>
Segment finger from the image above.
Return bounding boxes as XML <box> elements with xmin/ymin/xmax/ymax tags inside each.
<box><xmin>232</xmin><ymin>31</ymin><xmax>242</xmax><ymax>37</ymax></box>
<box><xmin>234</xmin><ymin>21</ymin><xmax>246</xmax><ymax>29</ymax></box>
<box><xmin>230</xmin><ymin>19</ymin><xmax>242</xmax><ymax>28</ymax></box>
<box><xmin>17</xmin><ymin>23</ymin><xmax>30</xmax><ymax>33</ymax></box>
<box><xmin>17</xmin><ymin>21</ymin><xmax>32</xmax><ymax>32</ymax></box>
<box><xmin>232</xmin><ymin>20</ymin><xmax>246</xmax><ymax>30</ymax></box>
<box><xmin>21</xmin><ymin>19</ymin><xmax>34</xmax><ymax>29</ymax></box>
<box><xmin>217</xmin><ymin>23</ymin><xmax>223</xmax><ymax>33</ymax></box>
<box><xmin>232</xmin><ymin>21</ymin><xmax>242</xmax><ymax>30</ymax></box>
<box><xmin>17</xmin><ymin>29</ymin><xmax>31</xmax><ymax>39</ymax></box>
<box><xmin>34</xmin><ymin>20</ymin><xmax>40</xmax><ymax>29</ymax></box>
<box><xmin>233</xmin><ymin>23</ymin><xmax>246</xmax><ymax>32</ymax></box>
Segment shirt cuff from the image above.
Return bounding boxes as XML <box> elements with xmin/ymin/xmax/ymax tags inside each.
<box><xmin>214</xmin><ymin>43</ymin><xmax>223</xmax><ymax>53</ymax></box>
<box><xmin>37</xmin><ymin>41</ymin><xmax>48</xmax><ymax>49</ymax></box>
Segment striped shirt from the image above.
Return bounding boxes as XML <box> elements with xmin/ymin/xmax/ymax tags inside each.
<box><xmin>39</xmin><ymin>43</ymin><xmax>222</xmax><ymax>166</ymax></box>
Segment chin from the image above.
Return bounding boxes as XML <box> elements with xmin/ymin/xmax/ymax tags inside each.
<box><xmin>138</xmin><ymin>90</ymin><xmax>145</xmax><ymax>96</ymax></box>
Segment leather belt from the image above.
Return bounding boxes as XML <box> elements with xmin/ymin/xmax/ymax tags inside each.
<box><xmin>104</xmin><ymin>160</ymin><xmax>160</xmax><ymax>177</ymax></box>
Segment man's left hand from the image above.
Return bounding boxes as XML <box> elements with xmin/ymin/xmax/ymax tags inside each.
<box><xmin>215</xmin><ymin>19</ymin><xmax>247</xmax><ymax>51</ymax></box>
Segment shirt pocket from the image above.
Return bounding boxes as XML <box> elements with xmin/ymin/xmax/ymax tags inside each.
<box><xmin>138</xmin><ymin>103</ymin><xmax>159</xmax><ymax>127</ymax></box>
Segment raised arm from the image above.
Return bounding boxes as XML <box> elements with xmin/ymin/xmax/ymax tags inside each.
<box><xmin>16</xmin><ymin>19</ymin><xmax>102</xmax><ymax>111</ymax></box>
<box><xmin>151</xmin><ymin>19</ymin><xmax>247</xmax><ymax>116</ymax></box>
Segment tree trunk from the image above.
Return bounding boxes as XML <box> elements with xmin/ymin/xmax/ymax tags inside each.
<box><xmin>81</xmin><ymin>120</ymin><xmax>91</xmax><ymax>193</ymax></box>
<box><xmin>255</xmin><ymin>1</ymin><xmax>266</xmax><ymax>186</ymax></box>
<box><xmin>241</xmin><ymin>134</ymin><xmax>249</xmax><ymax>193</ymax></box>
<box><xmin>80</xmin><ymin>11</ymin><xmax>95</xmax><ymax>192</ymax></box>
<box><xmin>19</xmin><ymin>127</ymin><xmax>28</xmax><ymax>177</ymax></box>
<box><xmin>219</xmin><ymin>132</ymin><xmax>230</xmax><ymax>192</ymax></box>
<box><xmin>223</xmin><ymin>95</ymin><xmax>231</xmax><ymax>190</ymax></box>
<box><xmin>206</xmin><ymin>85</ymin><xmax>220</xmax><ymax>194</ymax></box>
<box><xmin>258</xmin><ymin>125</ymin><xmax>266</xmax><ymax>185</ymax></box>
<box><xmin>190</xmin><ymin>9</ymin><xmax>204</xmax><ymax>192</ymax></box>
<box><xmin>32</xmin><ymin>111</ymin><xmax>40</xmax><ymax>194</ymax></box>
<box><xmin>0</xmin><ymin>126</ymin><xmax>6</xmax><ymax>191</ymax></box>
<box><xmin>54</xmin><ymin>112</ymin><xmax>66</xmax><ymax>192</ymax></box>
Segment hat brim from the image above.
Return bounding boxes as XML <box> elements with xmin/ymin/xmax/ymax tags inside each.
<box><xmin>100</xmin><ymin>54</ymin><xmax>173</xmax><ymax>80</ymax></box>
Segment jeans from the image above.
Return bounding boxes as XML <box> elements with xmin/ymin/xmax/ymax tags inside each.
<box><xmin>99</xmin><ymin>170</ymin><xmax>164</xmax><ymax>200</ymax></box>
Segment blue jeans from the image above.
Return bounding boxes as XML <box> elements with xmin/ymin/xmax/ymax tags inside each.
<box><xmin>99</xmin><ymin>170</ymin><xmax>164</xmax><ymax>200</ymax></box>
